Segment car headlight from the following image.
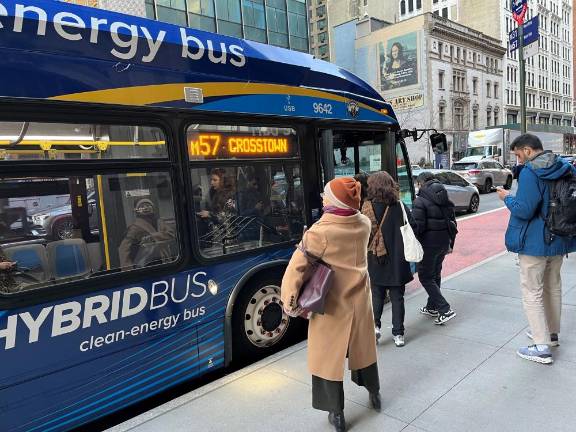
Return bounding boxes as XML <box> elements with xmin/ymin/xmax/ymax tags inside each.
<box><xmin>32</xmin><ymin>214</ymin><xmax>50</xmax><ymax>225</ymax></box>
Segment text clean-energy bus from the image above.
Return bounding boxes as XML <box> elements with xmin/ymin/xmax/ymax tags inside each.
<box><xmin>0</xmin><ymin>1</ymin><xmax>415</xmax><ymax>430</ymax></box>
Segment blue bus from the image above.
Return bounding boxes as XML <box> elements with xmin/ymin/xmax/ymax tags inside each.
<box><xmin>0</xmin><ymin>1</ymin><xmax>415</xmax><ymax>430</ymax></box>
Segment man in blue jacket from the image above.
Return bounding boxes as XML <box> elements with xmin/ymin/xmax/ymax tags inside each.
<box><xmin>498</xmin><ymin>134</ymin><xmax>576</xmax><ymax>364</ymax></box>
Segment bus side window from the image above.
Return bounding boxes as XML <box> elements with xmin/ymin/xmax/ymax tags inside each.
<box><xmin>191</xmin><ymin>164</ymin><xmax>304</xmax><ymax>258</ymax></box>
<box><xmin>0</xmin><ymin>172</ymin><xmax>180</xmax><ymax>295</ymax></box>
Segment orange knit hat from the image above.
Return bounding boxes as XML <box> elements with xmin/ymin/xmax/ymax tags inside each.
<box><xmin>324</xmin><ymin>177</ymin><xmax>361</xmax><ymax>210</ymax></box>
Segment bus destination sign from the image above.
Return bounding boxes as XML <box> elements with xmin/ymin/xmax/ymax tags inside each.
<box><xmin>188</xmin><ymin>133</ymin><xmax>296</xmax><ymax>160</ymax></box>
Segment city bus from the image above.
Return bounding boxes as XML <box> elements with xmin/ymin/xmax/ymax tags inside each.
<box><xmin>0</xmin><ymin>1</ymin><xmax>415</xmax><ymax>430</ymax></box>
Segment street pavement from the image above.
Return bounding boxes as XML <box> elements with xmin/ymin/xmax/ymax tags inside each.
<box><xmin>107</xmin><ymin>208</ymin><xmax>576</xmax><ymax>432</ymax></box>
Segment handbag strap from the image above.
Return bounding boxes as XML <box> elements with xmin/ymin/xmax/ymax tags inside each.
<box><xmin>297</xmin><ymin>225</ymin><xmax>320</xmax><ymax>263</ymax></box>
<box><xmin>368</xmin><ymin>203</ymin><xmax>389</xmax><ymax>251</ymax></box>
<box><xmin>399</xmin><ymin>201</ymin><xmax>409</xmax><ymax>226</ymax></box>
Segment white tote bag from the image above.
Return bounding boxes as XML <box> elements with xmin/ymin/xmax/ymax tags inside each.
<box><xmin>399</xmin><ymin>202</ymin><xmax>424</xmax><ymax>263</ymax></box>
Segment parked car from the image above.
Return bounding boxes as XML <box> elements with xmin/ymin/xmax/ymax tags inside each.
<box><xmin>30</xmin><ymin>192</ymin><xmax>98</xmax><ymax>240</ymax></box>
<box><xmin>451</xmin><ymin>159</ymin><xmax>513</xmax><ymax>194</ymax></box>
<box><xmin>414</xmin><ymin>170</ymin><xmax>480</xmax><ymax>213</ymax></box>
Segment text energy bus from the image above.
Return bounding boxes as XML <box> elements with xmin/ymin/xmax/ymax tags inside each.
<box><xmin>0</xmin><ymin>1</ymin><xmax>415</xmax><ymax>430</ymax></box>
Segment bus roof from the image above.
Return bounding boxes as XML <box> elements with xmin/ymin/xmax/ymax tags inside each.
<box><xmin>0</xmin><ymin>0</ymin><xmax>397</xmax><ymax>124</ymax></box>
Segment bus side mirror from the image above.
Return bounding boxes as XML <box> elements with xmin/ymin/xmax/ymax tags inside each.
<box><xmin>430</xmin><ymin>133</ymin><xmax>447</xmax><ymax>154</ymax></box>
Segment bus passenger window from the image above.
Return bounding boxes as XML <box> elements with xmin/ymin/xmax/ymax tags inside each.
<box><xmin>191</xmin><ymin>165</ymin><xmax>304</xmax><ymax>258</ymax></box>
<box><xmin>0</xmin><ymin>172</ymin><xmax>179</xmax><ymax>294</ymax></box>
<box><xmin>0</xmin><ymin>122</ymin><xmax>167</xmax><ymax>161</ymax></box>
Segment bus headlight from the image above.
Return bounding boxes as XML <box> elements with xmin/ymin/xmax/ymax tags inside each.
<box><xmin>208</xmin><ymin>279</ymin><xmax>218</xmax><ymax>296</ymax></box>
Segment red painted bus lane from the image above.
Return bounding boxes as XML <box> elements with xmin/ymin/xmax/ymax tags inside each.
<box><xmin>407</xmin><ymin>207</ymin><xmax>510</xmax><ymax>292</ymax></box>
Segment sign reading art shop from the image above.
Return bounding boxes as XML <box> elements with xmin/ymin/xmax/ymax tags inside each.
<box><xmin>389</xmin><ymin>93</ymin><xmax>424</xmax><ymax>110</ymax></box>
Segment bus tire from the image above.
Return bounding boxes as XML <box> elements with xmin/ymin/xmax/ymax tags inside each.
<box><xmin>232</xmin><ymin>276</ymin><xmax>307</xmax><ymax>365</ymax></box>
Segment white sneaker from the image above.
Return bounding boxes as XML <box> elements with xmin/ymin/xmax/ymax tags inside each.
<box><xmin>393</xmin><ymin>335</ymin><xmax>405</xmax><ymax>347</ymax></box>
<box><xmin>375</xmin><ymin>326</ymin><xmax>381</xmax><ymax>343</ymax></box>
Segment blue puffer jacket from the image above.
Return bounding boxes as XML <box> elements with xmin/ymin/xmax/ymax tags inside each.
<box><xmin>504</xmin><ymin>151</ymin><xmax>576</xmax><ymax>256</ymax></box>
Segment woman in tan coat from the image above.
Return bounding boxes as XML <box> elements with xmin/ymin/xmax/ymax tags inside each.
<box><xmin>281</xmin><ymin>177</ymin><xmax>381</xmax><ymax>432</ymax></box>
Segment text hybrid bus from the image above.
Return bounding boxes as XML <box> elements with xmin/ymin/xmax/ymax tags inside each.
<box><xmin>0</xmin><ymin>1</ymin><xmax>416</xmax><ymax>430</ymax></box>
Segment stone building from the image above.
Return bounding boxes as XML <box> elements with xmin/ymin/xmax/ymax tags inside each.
<box><xmin>397</xmin><ymin>0</ymin><xmax>574</xmax><ymax>128</ymax></box>
<box><xmin>334</xmin><ymin>13</ymin><xmax>506</xmax><ymax>164</ymax></box>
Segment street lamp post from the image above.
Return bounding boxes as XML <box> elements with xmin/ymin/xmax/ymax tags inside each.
<box><xmin>519</xmin><ymin>24</ymin><xmax>527</xmax><ymax>134</ymax></box>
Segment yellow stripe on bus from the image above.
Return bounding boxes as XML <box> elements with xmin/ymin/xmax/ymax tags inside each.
<box><xmin>49</xmin><ymin>82</ymin><xmax>384</xmax><ymax>114</ymax></box>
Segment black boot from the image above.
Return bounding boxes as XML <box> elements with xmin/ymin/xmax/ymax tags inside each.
<box><xmin>369</xmin><ymin>392</ymin><xmax>382</xmax><ymax>412</ymax></box>
<box><xmin>328</xmin><ymin>411</ymin><xmax>346</xmax><ymax>432</ymax></box>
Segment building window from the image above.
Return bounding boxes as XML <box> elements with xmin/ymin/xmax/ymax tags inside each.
<box><xmin>267</xmin><ymin>1</ymin><xmax>289</xmax><ymax>48</ymax></box>
<box><xmin>486</xmin><ymin>82</ymin><xmax>491</xmax><ymax>98</ymax></box>
<box><xmin>494</xmin><ymin>83</ymin><xmax>499</xmax><ymax>99</ymax></box>
<box><xmin>473</xmin><ymin>108</ymin><xmax>479</xmax><ymax>129</ymax></box>
<box><xmin>408</xmin><ymin>0</ymin><xmax>414</xmax><ymax>13</ymax></box>
<box><xmin>400</xmin><ymin>0</ymin><xmax>406</xmax><ymax>15</ymax></box>
<box><xmin>416</xmin><ymin>0</ymin><xmax>422</xmax><ymax>8</ymax></box>
<box><xmin>487</xmin><ymin>110</ymin><xmax>492</xmax><ymax>127</ymax></box>
<box><xmin>454</xmin><ymin>102</ymin><xmax>464</xmax><ymax>130</ymax></box>
<box><xmin>442</xmin><ymin>7</ymin><xmax>448</xmax><ymax>18</ymax></box>
<box><xmin>145</xmin><ymin>0</ymin><xmax>157</xmax><ymax>19</ymax></box>
<box><xmin>288</xmin><ymin>0</ymin><xmax>308</xmax><ymax>52</ymax></box>
<box><xmin>188</xmin><ymin>0</ymin><xmax>217</xmax><ymax>32</ymax></box>
<box><xmin>215</xmin><ymin>0</ymin><xmax>243</xmax><ymax>38</ymax></box>
<box><xmin>242</xmin><ymin>0</ymin><xmax>267</xmax><ymax>43</ymax></box>
<box><xmin>439</xmin><ymin>70</ymin><xmax>445</xmax><ymax>89</ymax></box>
<box><xmin>156</xmin><ymin>0</ymin><xmax>188</xmax><ymax>26</ymax></box>
<box><xmin>473</xmin><ymin>77</ymin><xmax>478</xmax><ymax>95</ymax></box>
<box><xmin>439</xmin><ymin>104</ymin><xmax>445</xmax><ymax>129</ymax></box>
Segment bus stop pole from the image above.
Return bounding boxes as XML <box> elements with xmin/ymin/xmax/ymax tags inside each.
<box><xmin>519</xmin><ymin>24</ymin><xmax>527</xmax><ymax>135</ymax></box>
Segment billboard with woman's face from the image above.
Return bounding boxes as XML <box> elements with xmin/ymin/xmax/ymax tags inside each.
<box><xmin>379</xmin><ymin>32</ymin><xmax>418</xmax><ymax>91</ymax></box>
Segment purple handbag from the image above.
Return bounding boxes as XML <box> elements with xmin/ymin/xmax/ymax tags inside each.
<box><xmin>295</xmin><ymin>231</ymin><xmax>334</xmax><ymax>316</ymax></box>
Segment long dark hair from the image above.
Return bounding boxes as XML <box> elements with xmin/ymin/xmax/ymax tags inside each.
<box><xmin>209</xmin><ymin>168</ymin><xmax>234</xmax><ymax>213</ymax></box>
<box><xmin>367</xmin><ymin>171</ymin><xmax>399</xmax><ymax>206</ymax></box>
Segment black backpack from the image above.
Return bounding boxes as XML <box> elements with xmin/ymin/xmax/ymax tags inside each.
<box><xmin>545</xmin><ymin>172</ymin><xmax>576</xmax><ymax>239</ymax></box>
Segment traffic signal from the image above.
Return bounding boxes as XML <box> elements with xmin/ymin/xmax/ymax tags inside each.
<box><xmin>430</xmin><ymin>133</ymin><xmax>447</xmax><ymax>154</ymax></box>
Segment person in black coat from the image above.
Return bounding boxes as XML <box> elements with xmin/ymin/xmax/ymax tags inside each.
<box><xmin>362</xmin><ymin>171</ymin><xmax>414</xmax><ymax>347</ymax></box>
<box><xmin>413</xmin><ymin>172</ymin><xmax>457</xmax><ymax>325</ymax></box>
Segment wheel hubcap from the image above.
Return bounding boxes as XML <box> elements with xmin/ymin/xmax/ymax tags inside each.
<box><xmin>56</xmin><ymin>221</ymin><xmax>74</xmax><ymax>239</ymax></box>
<box><xmin>244</xmin><ymin>285</ymin><xmax>290</xmax><ymax>348</ymax></box>
<box><xmin>471</xmin><ymin>196</ymin><xmax>479</xmax><ymax>211</ymax></box>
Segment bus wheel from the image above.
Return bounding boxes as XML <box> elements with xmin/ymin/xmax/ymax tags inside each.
<box><xmin>232</xmin><ymin>277</ymin><xmax>305</xmax><ymax>364</ymax></box>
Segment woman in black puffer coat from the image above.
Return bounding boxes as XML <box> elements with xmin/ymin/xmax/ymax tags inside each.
<box><xmin>412</xmin><ymin>172</ymin><xmax>458</xmax><ymax>325</ymax></box>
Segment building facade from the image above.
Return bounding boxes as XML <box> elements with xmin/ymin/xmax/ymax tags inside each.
<box><xmin>334</xmin><ymin>14</ymin><xmax>505</xmax><ymax>164</ymax></box>
<box><xmin>64</xmin><ymin>0</ymin><xmax>309</xmax><ymax>53</ymax></box>
<box><xmin>397</xmin><ymin>0</ymin><xmax>574</xmax><ymax>128</ymax></box>
<box><xmin>308</xmin><ymin>0</ymin><xmax>397</xmax><ymax>61</ymax></box>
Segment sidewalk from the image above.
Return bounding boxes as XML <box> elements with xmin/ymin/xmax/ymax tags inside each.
<box><xmin>107</xmin><ymin>252</ymin><xmax>576</xmax><ymax>432</ymax></box>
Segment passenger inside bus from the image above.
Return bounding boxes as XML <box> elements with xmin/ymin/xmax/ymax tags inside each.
<box><xmin>118</xmin><ymin>199</ymin><xmax>174</xmax><ymax>269</ymax></box>
<box><xmin>0</xmin><ymin>240</ymin><xmax>19</xmax><ymax>294</ymax></box>
<box><xmin>238</xmin><ymin>174</ymin><xmax>269</xmax><ymax>241</ymax></box>
<box><xmin>196</xmin><ymin>168</ymin><xmax>237</xmax><ymax>223</ymax></box>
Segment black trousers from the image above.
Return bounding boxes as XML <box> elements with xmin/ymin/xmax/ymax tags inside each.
<box><xmin>312</xmin><ymin>362</ymin><xmax>380</xmax><ymax>413</ymax></box>
<box><xmin>417</xmin><ymin>246</ymin><xmax>451</xmax><ymax>314</ymax></box>
<box><xmin>372</xmin><ymin>284</ymin><xmax>405</xmax><ymax>336</ymax></box>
